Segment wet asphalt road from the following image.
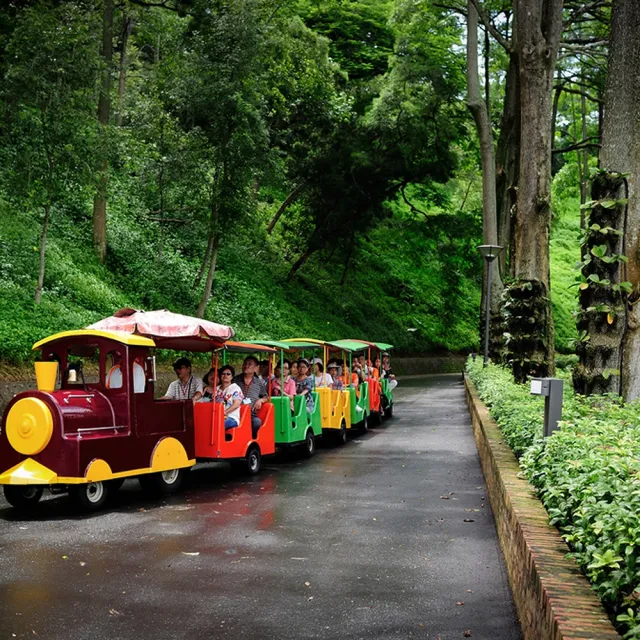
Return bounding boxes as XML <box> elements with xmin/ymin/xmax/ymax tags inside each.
<box><xmin>0</xmin><ymin>375</ymin><xmax>521</xmax><ymax>640</ymax></box>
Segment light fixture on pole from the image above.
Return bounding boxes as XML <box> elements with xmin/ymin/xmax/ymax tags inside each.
<box><xmin>477</xmin><ymin>244</ymin><xmax>503</xmax><ymax>367</ymax></box>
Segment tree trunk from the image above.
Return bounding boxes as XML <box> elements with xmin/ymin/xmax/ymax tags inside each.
<box><xmin>267</xmin><ymin>181</ymin><xmax>307</xmax><ymax>234</ymax></box>
<box><xmin>35</xmin><ymin>203</ymin><xmax>51</xmax><ymax>305</ymax></box>
<box><xmin>196</xmin><ymin>233</ymin><xmax>219</xmax><ymax>318</ymax></box>
<box><xmin>116</xmin><ymin>13</ymin><xmax>132</xmax><ymax>127</ymax></box>
<box><xmin>495</xmin><ymin>51</ymin><xmax>520</xmax><ymax>278</ymax></box>
<box><xmin>507</xmin><ymin>0</ymin><xmax>564</xmax><ymax>382</ymax></box>
<box><xmin>193</xmin><ymin>230</ymin><xmax>214</xmax><ymax>289</ymax></box>
<box><xmin>573</xmin><ymin>172</ymin><xmax>627</xmax><ymax>395</ymax></box>
<box><xmin>592</xmin><ymin>0</ymin><xmax>640</xmax><ymax>400</ymax></box>
<box><xmin>484</xmin><ymin>25</ymin><xmax>490</xmax><ymax>111</ymax></box>
<box><xmin>580</xmin><ymin>89</ymin><xmax>589</xmax><ymax>210</ymax></box>
<box><xmin>287</xmin><ymin>245</ymin><xmax>315</xmax><ymax>282</ymax></box>
<box><xmin>92</xmin><ymin>0</ymin><xmax>114</xmax><ymax>263</ymax></box>
<box><xmin>340</xmin><ymin>233</ymin><xmax>356</xmax><ymax>286</ymax></box>
<box><xmin>467</xmin><ymin>0</ymin><xmax>503</xmax><ymax>360</ymax></box>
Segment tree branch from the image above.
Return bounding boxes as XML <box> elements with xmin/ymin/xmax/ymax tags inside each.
<box><xmin>127</xmin><ymin>0</ymin><xmax>182</xmax><ymax>13</ymax></box>
<box><xmin>554</xmin><ymin>84</ymin><xmax>603</xmax><ymax>104</ymax></box>
<box><xmin>469</xmin><ymin>0</ymin><xmax>511</xmax><ymax>52</ymax></box>
<box><xmin>563</xmin><ymin>0</ymin><xmax>611</xmax><ymax>29</ymax></box>
<box><xmin>432</xmin><ymin>2</ymin><xmax>467</xmax><ymax>17</ymax></box>
<box><xmin>401</xmin><ymin>184</ymin><xmax>428</xmax><ymax>219</ymax></box>
<box><xmin>553</xmin><ymin>138</ymin><xmax>601</xmax><ymax>154</ymax></box>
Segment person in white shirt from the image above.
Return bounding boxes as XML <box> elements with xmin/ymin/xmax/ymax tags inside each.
<box><xmin>313</xmin><ymin>361</ymin><xmax>333</xmax><ymax>387</ymax></box>
<box><xmin>211</xmin><ymin>365</ymin><xmax>244</xmax><ymax>429</ymax></box>
<box><xmin>161</xmin><ymin>357</ymin><xmax>203</xmax><ymax>404</ymax></box>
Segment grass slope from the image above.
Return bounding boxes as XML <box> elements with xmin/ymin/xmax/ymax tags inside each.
<box><xmin>0</xmin><ymin>193</ymin><xmax>482</xmax><ymax>364</ymax></box>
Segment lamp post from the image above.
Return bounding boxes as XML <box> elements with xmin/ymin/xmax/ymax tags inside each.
<box><xmin>477</xmin><ymin>244</ymin><xmax>503</xmax><ymax>367</ymax></box>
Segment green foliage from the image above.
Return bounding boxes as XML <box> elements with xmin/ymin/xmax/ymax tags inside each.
<box><xmin>467</xmin><ymin>358</ymin><xmax>640</xmax><ymax>637</ymax></box>
<box><xmin>550</xmin><ymin>187</ymin><xmax>581</xmax><ymax>353</ymax></box>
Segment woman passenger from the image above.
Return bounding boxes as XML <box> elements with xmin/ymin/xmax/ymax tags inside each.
<box><xmin>327</xmin><ymin>363</ymin><xmax>343</xmax><ymax>391</ymax></box>
<box><xmin>273</xmin><ymin>360</ymin><xmax>296</xmax><ymax>411</ymax></box>
<box><xmin>295</xmin><ymin>358</ymin><xmax>315</xmax><ymax>414</ymax></box>
<box><xmin>202</xmin><ymin>368</ymin><xmax>215</xmax><ymax>401</ymax></box>
<box><xmin>314</xmin><ymin>361</ymin><xmax>333</xmax><ymax>387</ymax></box>
<box><xmin>211</xmin><ymin>365</ymin><xmax>244</xmax><ymax>429</ymax></box>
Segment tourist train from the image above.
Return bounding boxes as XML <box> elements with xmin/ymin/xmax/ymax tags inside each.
<box><xmin>0</xmin><ymin>309</ymin><xmax>395</xmax><ymax>511</ymax></box>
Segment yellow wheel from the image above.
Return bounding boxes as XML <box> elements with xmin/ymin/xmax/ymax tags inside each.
<box><xmin>6</xmin><ymin>398</ymin><xmax>53</xmax><ymax>455</ymax></box>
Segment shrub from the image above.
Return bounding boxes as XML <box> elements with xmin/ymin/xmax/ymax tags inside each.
<box><xmin>467</xmin><ymin>358</ymin><xmax>640</xmax><ymax>638</ymax></box>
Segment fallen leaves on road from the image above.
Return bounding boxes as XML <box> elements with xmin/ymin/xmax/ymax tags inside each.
<box><xmin>463</xmin><ymin>519</ymin><xmax>475</xmax><ymax>523</ymax></box>
<box><xmin>463</xmin><ymin>630</ymin><xmax>472</xmax><ymax>637</ymax></box>
<box><xmin>456</xmin><ymin>601</ymin><xmax>464</xmax><ymax>606</ymax></box>
<box><xmin>182</xmin><ymin>552</ymin><xmax>200</xmax><ymax>556</ymax></box>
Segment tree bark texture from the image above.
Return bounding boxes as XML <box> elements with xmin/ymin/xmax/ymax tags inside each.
<box><xmin>92</xmin><ymin>0</ymin><xmax>114</xmax><ymax>263</ymax></box>
<box><xmin>495</xmin><ymin>51</ymin><xmax>520</xmax><ymax>278</ymax></box>
<box><xmin>467</xmin><ymin>1</ymin><xmax>503</xmax><ymax>360</ymax></box>
<box><xmin>597</xmin><ymin>0</ymin><xmax>640</xmax><ymax>400</ymax></box>
<box><xmin>507</xmin><ymin>0</ymin><xmax>563</xmax><ymax>382</ymax></box>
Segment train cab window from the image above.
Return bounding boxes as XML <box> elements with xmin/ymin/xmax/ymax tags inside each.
<box><xmin>132</xmin><ymin>358</ymin><xmax>146</xmax><ymax>394</ymax></box>
<box><xmin>65</xmin><ymin>345</ymin><xmax>99</xmax><ymax>387</ymax></box>
<box><xmin>105</xmin><ymin>351</ymin><xmax>124</xmax><ymax>389</ymax></box>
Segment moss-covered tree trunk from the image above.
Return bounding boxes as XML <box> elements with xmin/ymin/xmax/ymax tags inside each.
<box><xmin>573</xmin><ymin>171</ymin><xmax>628</xmax><ymax>395</ymax></box>
<box><xmin>580</xmin><ymin>0</ymin><xmax>640</xmax><ymax>400</ymax></box>
<box><xmin>505</xmin><ymin>0</ymin><xmax>563</xmax><ymax>383</ymax></box>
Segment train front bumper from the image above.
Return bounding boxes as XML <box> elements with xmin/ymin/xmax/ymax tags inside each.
<box><xmin>0</xmin><ymin>458</ymin><xmax>57</xmax><ymax>485</ymax></box>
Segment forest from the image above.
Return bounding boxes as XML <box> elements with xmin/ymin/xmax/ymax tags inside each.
<box><xmin>0</xmin><ymin>0</ymin><xmax>617</xmax><ymax>377</ymax></box>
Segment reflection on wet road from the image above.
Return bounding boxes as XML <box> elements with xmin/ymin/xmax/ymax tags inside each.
<box><xmin>0</xmin><ymin>375</ymin><xmax>521</xmax><ymax>640</ymax></box>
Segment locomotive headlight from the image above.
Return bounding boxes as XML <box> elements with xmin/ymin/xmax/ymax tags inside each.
<box><xmin>6</xmin><ymin>398</ymin><xmax>54</xmax><ymax>455</ymax></box>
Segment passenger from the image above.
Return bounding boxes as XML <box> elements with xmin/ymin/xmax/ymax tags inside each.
<box><xmin>327</xmin><ymin>363</ymin><xmax>343</xmax><ymax>391</ymax></box>
<box><xmin>369</xmin><ymin>358</ymin><xmax>380</xmax><ymax>381</ymax></box>
<box><xmin>259</xmin><ymin>359</ymin><xmax>274</xmax><ymax>384</ymax></box>
<box><xmin>201</xmin><ymin>367</ymin><xmax>216</xmax><ymax>401</ymax></box>
<box><xmin>359</xmin><ymin>355</ymin><xmax>369</xmax><ymax>378</ymax></box>
<box><xmin>381</xmin><ymin>353</ymin><xmax>398</xmax><ymax>391</ymax></box>
<box><xmin>272</xmin><ymin>359</ymin><xmax>296</xmax><ymax>411</ymax></box>
<box><xmin>161</xmin><ymin>357</ymin><xmax>203</xmax><ymax>403</ymax></box>
<box><xmin>373</xmin><ymin>357</ymin><xmax>382</xmax><ymax>380</ymax></box>
<box><xmin>294</xmin><ymin>358</ymin><xmax>315</xmax><ymax>414</ymax></box>
<box><xmin>290</xmin><ymin>361</ymin><xmax>299</xmax><ymax>378</ymax></box>
<box><xmin>350</xmin><ymin>362</ymin><xmax>364</xmax><ymax>412</ymax></box>
<box><xmin>314</xmin><ymin>361</ymin><xmax>333</xmax><ymax>387</ymax></box>
<box><xmin>233</xmin><ymin>356</ymin><xmax>268</xmax><ymax>437</ymax></box>
<box><xmin>214</xmin><ymin>365</ymin><xmax>244</xmax><ymax>430</ymax></box>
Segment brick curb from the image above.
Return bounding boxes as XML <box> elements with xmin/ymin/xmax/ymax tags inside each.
<box><xmin>464</xmin><ymin>375</ymin><xmax>619</xmax><ymax>640</ymax></box>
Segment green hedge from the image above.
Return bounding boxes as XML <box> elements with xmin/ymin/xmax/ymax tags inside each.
<box><xmin>467</xmin><ymin>358</ymin><xmax>640</xmax><ymax>638</ymax></box>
